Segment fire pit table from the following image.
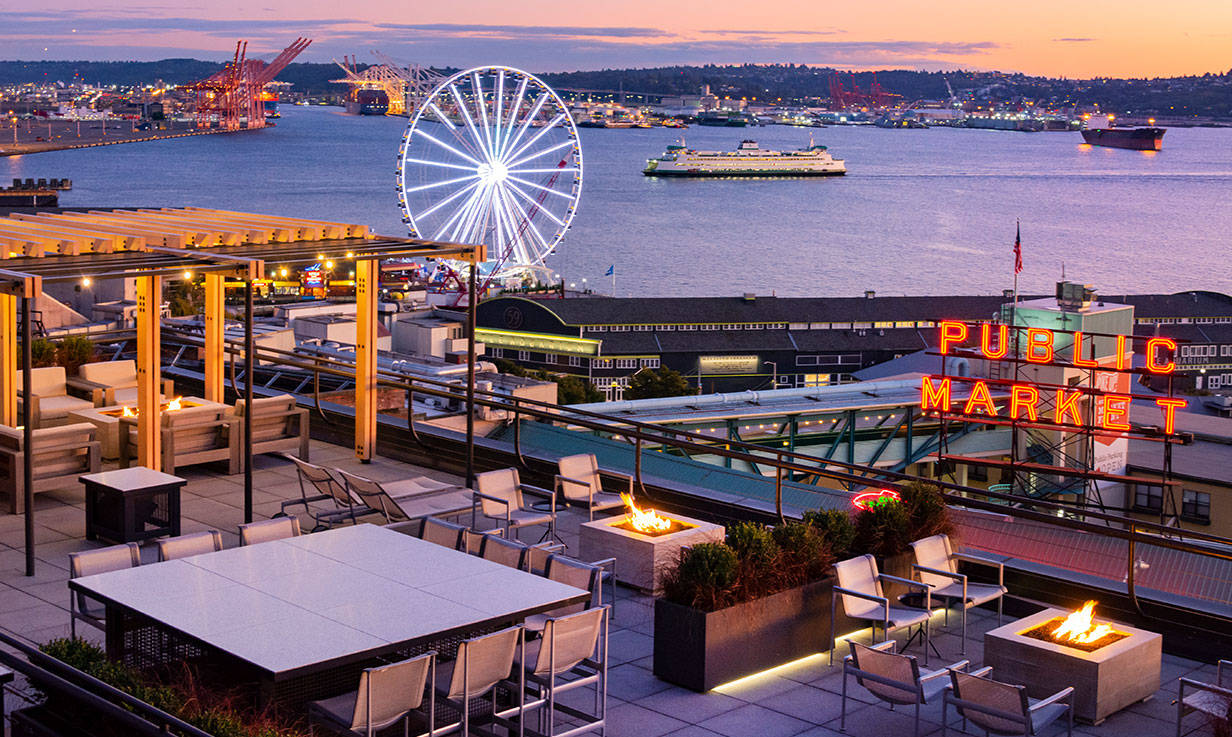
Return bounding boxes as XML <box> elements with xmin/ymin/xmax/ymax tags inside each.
<box><xmin>578</xmin><ymin>504</ymin><xmax>724</xmax><ymax>595</ymax></box>
<box><xmin>984</xmin><ymin>604</ymin><xmax>1161</xmax><ymax>724</ymax></box>
<box><xmin>68</xmin><ymin>396</ymin><xmax>226</xmax><ymax>460</ymax></box>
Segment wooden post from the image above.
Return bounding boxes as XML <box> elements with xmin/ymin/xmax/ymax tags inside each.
<box><xmin>135</xmin><ymin>275</ymin><xmax>162</xmax><ymax>469</ymax></box>
<box><xmin>203</xmin><ymin>273</ymin><xmax>225</xmax><ymax>403</ymax></box>
<box><xmin>0</xmin><ymin>294</ymin><xmax>15</xmax><ymax>426</ymax></box>
<box><xmin>354</xmin><ymin>258</ymin><xmax>378</xmax><ymax>462</ymax></box>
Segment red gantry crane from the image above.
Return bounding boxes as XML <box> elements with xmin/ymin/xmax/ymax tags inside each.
<box><xmin>188</xmin><ymin>37</ymin><xmax>312</xmax><ymax>130</ymax></box>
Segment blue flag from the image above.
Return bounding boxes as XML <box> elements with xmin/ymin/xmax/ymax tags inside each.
<box><xmin>604</xmin><ymin>264</ymin><xmax>614</xmax><ymax>276</ymax></box>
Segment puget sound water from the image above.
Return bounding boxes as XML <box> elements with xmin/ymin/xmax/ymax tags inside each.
<box><xmin>5</xmin><ymin>105</ymin><xmax>1231</xmax><ymax>298</ymax></box>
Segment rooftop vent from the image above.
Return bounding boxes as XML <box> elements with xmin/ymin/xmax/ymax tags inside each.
<box><xmin>1056</xmin><ymin>281</ymin><xmax>1096</xmax><ymax>310</ymax></box>
<box><xmin>1003</xmin><ymin>289</ymin><xmax>1015</xmax><ymax>299</ymax></box>
<box><xmin>864</xmin><ymin>290</ymin><xmax>876</xmax><ymax>299</ymax></box>
<box><xmin>742</xmin><ymin>293</ymin><xmax>757</xmax><ymax>302</ymax></box>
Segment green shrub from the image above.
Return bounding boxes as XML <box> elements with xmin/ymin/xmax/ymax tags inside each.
<box><xmin>772</xmin><ymin>521</ymin><xmax>833</xmax><ymax>582</ymax></box>
<box><xmin>56</xmin><ymin>336</ymin><xmax>96</xmax><ymax>373</ymax></box>
<box><xmin>725</xmin><ymin>521</ymin><xmax>778</xmax><ymax>568</ymax></box>
<box><xmin>853</xmin><ymin>497</ymin><xmax>912</xmax><ymax>557</ymax></box>
<box><xmin>803</xmin><ymin>508</ymin><xmax>857</xmax><ymax>557</ymax></box>
<box><xmin>662</xmin><ymin>542</ymin><xmax>738</xmax><ymax>611</ymax></box>
<box><xmin>30</xmin><ymin>338</ymin><xmax>58</xmax><ymax>368</ymax></box>
<box><xmin>899</xmin><ymin>481</ymin><xmax>955</xmax><ymax>542</ymax></box>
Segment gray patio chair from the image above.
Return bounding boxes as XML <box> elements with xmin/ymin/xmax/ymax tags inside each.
<box><xmin>420</xmin><ymin>517</ymin><xmax>466</xmax><ymax>551</ymax></box>
<box><xmin>911</xmin><ymin>534</ymin><xmax>1007</xmax><ymax>654</ymax></box>
<box><xmin>555</xmin><ymin>453</ymin><xmax>628</xmax><ymax>520</ymax></box>
<box><xmin>522</xmin><ymin>542</ymin><xmax>565</xmax><ymax>576</ymax></box>
<box><xmin>479</xmin><ymin>533</ymin><xmax>527</xmax><ymax>569</ymax></box>
<box><xmin>156</xmin><ymin>530</ymin><xmax>224</xmax><ymax>562</ymax></box>
<box><xmin>474</xmin><ymin>467</ymin><xmax>556</xmax><ymax>543</ymax></box>
<box><xmin>435</xmin><ymin>625</ymin><xmax>524</xmax><ymax>737</ymax></box>
<box><xmin>338</xmin><ymin>470</ymin><xmax>473</xmax><ymax>525</ymax></box>
<box><xmin>309</xmin><ymin>651</ymin><xmax>436</xmax><ymax>737</ymax></box>
<box><xmin>842</xmin><ymin>639</ymin><xmax>974</xmax><ymax>737</ymax></box>
<box><xmin>831</xmin><ymin>553</ymin><xmax>933</xmax><ymax>665</ymax></box>
<box><xmin>942</xmin><ymin>669</ymin><xmax>1073</xmax><ymax>737</ymax></box>
<box><xmin>516</xmin><ymin>606</ymin><xmax>609</xmax><ymax>737</ymax></box>
<box><xmin>1177</xmin><ymin>660</ymin><xmax>1232</xmax><ymax>737</ymax></box>
<box><xmin>69</xmin><ymin>542</ymin><xmax>141</xmax><ymax>638</ymax></box>
<box><xmin>282</xmin><ymin>455</ymin><xmax>370</xmax><ymax>530</ymax></box>
<box><xmin>238</xmin><ymin>516</ymin><xmax>300</xmax><ymax>546</ymax></box>
<box><xmin>525</xmin><ymin>554</ymin><xmax>603</xmax><ymax>633</ymax></box>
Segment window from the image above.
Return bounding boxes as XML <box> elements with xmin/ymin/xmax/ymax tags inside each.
<box><xmin>1134</xmin><ymin>484</ymin><xmax>1163</xmax><ymax>513</ymax></box>
<box><xmin>678</xmin><ymin>324</ymin><xmax>697</xmax><ymax>331</ymax></box>
<box><xmin>544</xmin><ymin>353</ymin><xmax>559</xmax><ymax>364</ymax></box>
<box><xmin>591</xmin><ymin>358</ymin><xmax>612</xmax><ymax>369</ymax></box>
<box><xmin>591</xmin><ymin>325</ymin><xmax>607</xmax><ymax>332</ymax></box>
<box><xmin>633</xmin><ymin>324</ymin><xmax>653</xmax><ymax>332</ymax></box>
<box><xmin>641</xmin><ymin>357</ymin><xmax>660</xmax><ymax>368</ymax></box>
<box><xmin>969</xmin><ymin>464</ymin><xmax>988</xmax><ymax>482</ymax></box>
<box><xmin>609</xmin><ymin>325</ymin><xmax>629</xmax><ymax>332</ymax></box>
<box><xmin>487</xmin><ymin>348</ymin><xmax>503</xmax><ymax>358</ymax></box>
<box><xmin>700</xmin><ymin>324</ymin><xmax>720</xmax><ymax>331</ymax></box>
<box><xmin>1182</xmin><ymin>489</ymin><xmax>1211</xmax><ymax>523</ymax></box>
<box><xmin>517</xmin><ymin>350</ymin><xmax>530</xmax><ymax>361</ymax></box>
<box><xmin>655</xmin><ymin>325</ymin><xmax>674</xmax><ymax>331</ymax></box>
<box><xmin>568</xmin><ymin>356</ymin><xmax>583</xmax><ymax>367</ymax></box>
<box><xmin>615</xmin><ymin>358</ymin><xmax>639</xmax><ymax>369</ymax></box>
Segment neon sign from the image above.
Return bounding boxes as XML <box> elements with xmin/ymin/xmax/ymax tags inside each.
<box><xmin>852</xmin><ymin>489</ymin><xmax>901</xmax><ymax>510</ymax></box>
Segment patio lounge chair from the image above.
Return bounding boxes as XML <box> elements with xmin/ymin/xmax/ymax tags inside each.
<box><xmin>282</xmin><ymin>455</ymin><xmax>370</xmax><ymax>530</ymax></box>
<box><xmin>1177</xmin><ymin>660</ymin><xmax>1232</xmax><ymax>737</ymax></box>
<box><xmin>942</xmin><ymin>669</ymin><xmax>1073</xmax><ymax>737</ymax></box>
<box><xmin>309</xmin><ymin>652</ymin><xmax>436</xmax><ymax>737</ymax></box>
<box><xmin>239</xmin><ymin>516</ymin><xmax>300</xmax><ymax>546</ymax></box>
<box><xmin>234</xmin><ymin>394</ymin><xmax>310</xmax><ymax>462</ymax></box>
<box><xmin>516</xmin><ymin>606</ymin><xmax>608</xmax><ymax>737</ymax></box>
<box><xmin>156</xmin><ymin>530</ymin><xmax>224</xmax><ymax>562</ymax></box>
<box><xmin>338</xmin><ymin>470</ymin><xmax>473</xmax><ymax>525</ymax></box>
<box><xmin>69</xmin><ymin>359</ymin><xmax>174</xmax><ymax>408</ymax></box>
<box><xmin>911</xmin><ymin>534</ymin><xmax>1007</xmax><ymax>654</ymax></box>
<box><xmin>0</xmin><ymin>422</ymin><xmax>100</xmax><ymax>514</ymax></box>
<box><xmin>474</xmin><ymin>467</ymin><xmax>556</xmax><ymax>543</ymax></box>
<box><xmin>842</xmin><ymin>639</ymin><xmax>974</xmax><ymax>737</ymax></box>
<box><xmin>17</xmin><ymin>366</ymin><xmax>94</xmax><ymax>427</ymax></box>
<box><xmin>831</xmin><ymin>553</ymin><xmax>933</xmax><ymax>665</ymax></box>
<box><xmin>525</xmin><ymin>554</ymin><xmax>603</xmax><ymax>633</ymax></box>
<box><xmin>69</xmin><ymin>542</ymin><xmax>141</xmax><ymax>638</ymax></box>
<box><xmin>435</xmin><ymin>625</ymin><xmax>524</xmax><ymax>737</ymax></box>
<box><xmin>555</xmin><ymin>453</ymin><xmax>628</xmax><ymax>520</ymax></box>
<box><xmin>119</xmin><ymin>405</ymin><xmax>241</xmax><ymax>475</ymax></box>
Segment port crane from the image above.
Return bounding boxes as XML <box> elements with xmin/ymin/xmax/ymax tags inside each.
<box><xmin>185</xmin><ymin>37</ymin><xmax>311</xmax><ymax>130</ymax></box>
<box><xmin>332</xmin><ymin>51</ymin><xmax>445</xmax><ymax>116</ymax></box>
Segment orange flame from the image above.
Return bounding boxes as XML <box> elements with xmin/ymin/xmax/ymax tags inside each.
<box><xmin>167</xmin><ymin>396</ymin><xmax>183</xmax><ymax>411</ymax></box>
<box><xmin>620</xmin><ymin>492</ymin><xmax>672</xmax><ymax>533</ymax></box>
<box><xmin>1052</xmin><ymin>601</ymin><xmax>1116</xmax><ymax>644</ymax></box>
<box><xmin>120</xmin><ymin>405</ymin><xmax>136</xmax><ymax>417</ymax></box>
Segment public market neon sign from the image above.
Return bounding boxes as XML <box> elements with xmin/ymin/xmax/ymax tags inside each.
<box><xmin>921</xmin><ymin>321</ymin><xmax>1187</xmax><ymax>436</ymax></box>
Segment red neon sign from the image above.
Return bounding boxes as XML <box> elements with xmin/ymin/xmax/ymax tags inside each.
<box><xmin>852</xmin><ymin>489</ymin><xmax>901</xmax><ymax>510</ymax></box>
<box><xmin>935</xmin><ymin>321</ymin><xmax>1175</xmax><ymax>375</ymax></box>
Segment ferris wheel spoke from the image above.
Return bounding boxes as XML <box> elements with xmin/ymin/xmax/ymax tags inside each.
<box><xmin>506</xmin><ymin>174</ymin><xmax>576</xmax><ymax>200</ymax></box>
<box><xmin>493</xmin><ymin>70</ymin><xmax>505</xmax><ymax>163</ymax></box>
<box><xmin>454</xmin><ymin>181</ymin><xmax>493</xmax><ymax>244</ymax></box>
<box><xmin>471</xmin><ymin>71</ymin><xmax>496</xmax><ymax>160</ymax></box>
<box><xmin>505</xmin><ymin>139</ymin><xmax>575</xmax><ymax>170</ymax></box>
<box><xmin>413</xmin><ymin>129</ymin><xmax>483</xmax><ymax>167</ymax></box>
<box><xmin>501</xmin><ymin>77</ymin><xmax>529</xmax><ymax>156</ymax></box>
<box><xmin>505</xmin><ymin>182</ymin><xmax>567</xmax><ymax>227</ymax></box>
<box><xmin>507</xmin><ymin>167</ymin><xmax>580</xmax><ymax>175</ymax></box>
<box><xmin>415</xmin><ymin>179</ymin><xmax>483</xmax><ymax>221</ymax></box>
<box><xmin>502</xmin><ymin>189</ymin><xmax>554</xmax><ymax>259</ymax></box>
<box><xmin>500</xmin><ymin>92</ymin><xmax>548</xmax><ymax>162</ymax></box>
<box><xmin>427</xmin><ymin>102</ymin><xmax>487</xmax><ymax>161</ymax></box>
<box><xmin>448</xmin><ymin>83</ymin><xmax>490</xmax><ymax>165</ymax></box>
<box><xmin>503</xmin><ymin>113</ymin><xmax>566</xmax><ymax>166</ymax></box>
<box><xmin>403</xmin><ymin>173</ymin><xmax>479</xmax><ymax>194</ymax></box>
<box><xmin>427</xmin><ymin>102</ymin><xmax>458</xmax><ymax>129</ymax></box>
<box><xmin>437</xmin><ymin>181</ymin><xmax>487</xmax><ymax>241</ymax></box>
<box><xmin>401</xmin><ymin>157</ymin><xmax>478</xmax><ymax>173</ymax></box>
<box><xmin>495</xmin><ymin>188</ymin><xmax>534</xmax><ymax>267</ymax></box>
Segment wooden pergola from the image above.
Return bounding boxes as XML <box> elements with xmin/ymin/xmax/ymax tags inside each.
<box><xmin>0</xmin><ymin>207</ymin><xmax>483</xmax><ymax>575</ymax></box>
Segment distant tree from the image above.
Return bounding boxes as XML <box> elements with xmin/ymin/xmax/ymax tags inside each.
<box><xmin>491</xmin><ymin>357</ymin><xmax>603</xmax><ymax>404</ymax></box>
<box><xmin>624</xmin><ymin>366</ymin><xmax>694</xmax><ymax>400</ymax></box>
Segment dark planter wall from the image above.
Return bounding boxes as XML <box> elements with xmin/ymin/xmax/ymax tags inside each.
<box><xmin>654</xmin><ymin>577</ymin><xmax>857</xmax><ymax>692</ymax></box>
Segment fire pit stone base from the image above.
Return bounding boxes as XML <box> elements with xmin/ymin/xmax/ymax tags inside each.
<box><xmin>984</xmin><ymin>607</ymin><xmax>1161</xmax><ymax>725</ymax></box>
<box><xmin>578</xmin><ymin>512</ymin><xmax>724</xmax><ymax>595</ymax></box>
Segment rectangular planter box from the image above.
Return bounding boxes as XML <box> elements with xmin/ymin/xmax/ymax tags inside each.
<box><xmin>654</xmin><ymin>577</ymin><xmax>855</xmax><ymax>691</ymax></box>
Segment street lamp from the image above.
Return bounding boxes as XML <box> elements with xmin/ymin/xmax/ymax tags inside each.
<box><xmin>764</xmin><ymin>360</ymin><xmax>778</xmax><ymax>389</ymax></box>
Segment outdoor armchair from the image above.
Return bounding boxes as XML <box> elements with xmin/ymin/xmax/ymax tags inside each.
<box><xmin>522</xmin><ymin>542</ymin><xmax>566</xmax><ymax>576</ymax></box>
<box><xmin>69</xmin><ymin>359</ymin><xmax>174</xmax><ymax>408</ymax></box>
<box><xmin>554</xmin><ymin>453</ymin><xmax>628</xmax><ymax>520</ymax></box>
<box><xmin>69</xmin><ymin>542</ymin><xmax>141</xmax><ymax>639</ymax></box>
<box><xmin>831</xmin><ymin>553</ymin><xmax>933</xmax><ymax>665</ymax></box>
<box><xmin>842</xmin><ymin>639</ymin><xmax>973</xmax><ymax>737</ymax></box>
<box><xmin>420</xmin><ymin>516</ymin><xmax>466</xmax><ymax>550</ymax></box>
<box><xmin>911</xmin><ymin>533</ymin><xmax>1007</xmax><ymax>654</ymax></box>
<box><xmin>282</xmin><ymin>455</ymin><xmax>370</xmax><ymax>530</ymax></box>
<box><xmin>942</xmin><ymin>669</ymin><xmax>1073</xmax><ymax>737</ymax></box>
<box><xmin>0</xmin><ymin>421</ymin><xmax>100</xmax><ymax>514</ymax></box>
<box><xmin>435</xmin><ymin>625</ymin><xmax>524</xmax><ymax>737</ymax></box>
<box><xmin>474</xmin><ymin>467</ymin><xmax>556</xmax><ymax>543</ymax></box>
<box><xmin>479</xmin><ymin>533</ymin><xmax>528</xmax><ymax>569</ymax></box>
<box><xmin>1177</xmin><ymin>660</ymin><xmax>1232</xmax><ymax>737</ymax></box>
<box><xmin>119</xmin><ymin>405</ymin><xmax>241</xmax><ymax>475</ymax></box>
<box><xmin>514</xmin><ymin>606</ymin><xmax>609</xmax><ymax>737</ymax></box>
<box><xmin>234</xmin><ymin>394</ymin><xmax>310</xmax><ymax>462</ymax></box>
<box><xmin>156</xmin><ymin>530</ymin><xmax>223</xmax><ymax>561</ymax></box>
<box><xmin>309</xmin><ymin>652</ymin><xmax>436</xmax><ymax>737</ymax></box>
<box><xmin>238</xmin><ymin>516</ymin><xmax>300</xmax><ymax>546</ymax></box>
<box><xmin>338</xmin><ymin>470</ymin><xmax>473</xmax><ymax>525</ymax></box>
<box><xmin>17</xmin><ymin>366</ymin><xmax>94</xmax><ymax>428</ymax></box>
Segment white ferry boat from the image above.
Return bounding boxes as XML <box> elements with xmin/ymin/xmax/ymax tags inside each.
<box><xmin>643</xmin><ymin>139</ymin><xmax>846</xmax><ymax>177</ymax></box>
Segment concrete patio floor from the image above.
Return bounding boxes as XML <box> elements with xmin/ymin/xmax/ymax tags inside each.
<box><xmin>0</xmin><ymin>443</ymin><xmax>1221</xmax><ymax>737</ymax></box>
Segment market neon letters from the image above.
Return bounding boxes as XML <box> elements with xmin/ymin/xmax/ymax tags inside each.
<box><xmin>937</xmin><ymin>322</ymin><xmax>1174</xmax><ymax>375</ymax></box>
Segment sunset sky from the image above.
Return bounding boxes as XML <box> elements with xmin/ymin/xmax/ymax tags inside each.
<box><xmin>3</xmin><ymin>1</ymin><xmax>1230</xmax><ymax>78</ymax></box>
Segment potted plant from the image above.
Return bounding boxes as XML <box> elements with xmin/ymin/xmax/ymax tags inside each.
<box><xmin>653</xmin><ymin>520</ymin><xmax>843</xmax><ymax>691</ymax></box>
<box><xmin>851</xmin><ymin>481</ymin><xmax>954</xmax><ymax>598</ymax></box>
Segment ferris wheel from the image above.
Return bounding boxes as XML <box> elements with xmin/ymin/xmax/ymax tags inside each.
<box><xmin>396</xmin><ymin>66</ymin><xmax>583</xmax><ymax>283</ymax></box>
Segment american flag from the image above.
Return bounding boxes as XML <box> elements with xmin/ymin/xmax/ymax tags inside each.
<box><xmin>1014</xmin><ymin>221</ymin><xmax>1023</xmax><ymax>275</ymax></box>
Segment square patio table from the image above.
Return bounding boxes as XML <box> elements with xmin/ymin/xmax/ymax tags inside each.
<box><xmin>80</xmin><ymin>467</ymin><xmax>185</xmax><ymax>543</ymax></box>
<box><xmin>67</xmin><ymin>524</ymin><xmax>589</xmax><ymax>706</ymax></box>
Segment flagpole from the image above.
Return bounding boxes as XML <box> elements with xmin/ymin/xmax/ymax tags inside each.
<box><xmin>1013</xmin><ymin>218</ymin><xmax>1020</xmax><ymax>305</ymax></box>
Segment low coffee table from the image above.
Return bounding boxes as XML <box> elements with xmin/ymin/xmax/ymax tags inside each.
<box><xmin>81</xmin><ymin>467</ymin><xmax>186</xmax><ymax>544</ymax></box>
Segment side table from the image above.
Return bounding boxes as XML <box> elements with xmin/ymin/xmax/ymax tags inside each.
<box><xmin>81</xmin><ymin>467</ymin><xmax>186</xmax><ymax>544</ymax></box>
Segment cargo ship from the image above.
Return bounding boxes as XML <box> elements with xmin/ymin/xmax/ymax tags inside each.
<box><xmin>345</xmin><ymin>89</ymin><xmax>390</xmax><ymax>116</ymax></box>
<box><xmin>643</xmin><ymin>139</ymin><xmax>846</xmax><ymax>177</ymax></box>
<box><xmin>1080</xmin><ymin>115</ymin><xmax>1164</xmax><ymax>151</ymax></box>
